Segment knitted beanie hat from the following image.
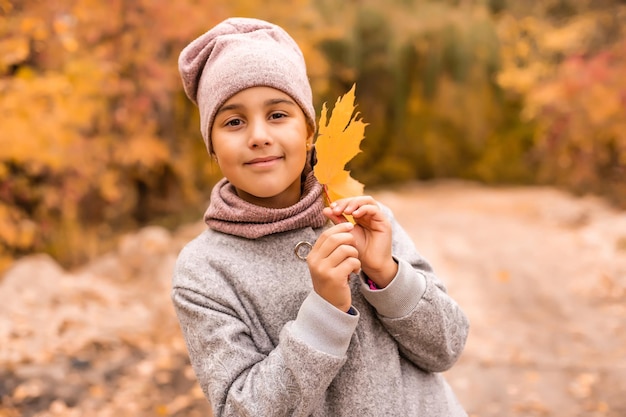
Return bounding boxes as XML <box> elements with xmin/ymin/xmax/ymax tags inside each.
<box><xmin>178</xmin><ymin>17</ymin><xmax>316</xmax><ymax>153</ymax></box>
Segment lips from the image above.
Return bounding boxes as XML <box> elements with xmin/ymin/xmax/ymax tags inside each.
<box><xmin>245</xmin><ymin>156</ymin><xmax>282</xmax><ymax>165</ymax></box>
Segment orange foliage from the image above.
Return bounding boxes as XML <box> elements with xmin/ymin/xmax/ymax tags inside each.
<box><xmin>496</xmin><ymin>4</ymin><xmax>626</xmax><ymax>202</ymax></box>
<box><xmin>527</xmin><ymin>46</ymin><xmax>626</xmax><ymax>192</ymax></box>
<box><xmin>0</xmin><ymin>0</ymin><xmax>226</xmax><ymax>267</ymax></box>
<box><xmin>2</xmin><ymin>0</ymin><xmax>626</xmax><ymax>269</ymax></box>
<box><xmin>0</xmin><ymin>0</ymin><xmax>324</xmax><ymax>269</ymax></box>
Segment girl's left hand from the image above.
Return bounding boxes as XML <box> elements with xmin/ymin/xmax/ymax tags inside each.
<box><xmin>324</xmin><ymin>196</ymin><xmax>398</xmax><ymax>288</ymax></box>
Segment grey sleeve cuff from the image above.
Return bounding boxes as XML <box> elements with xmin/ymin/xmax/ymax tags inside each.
<box><xmin>287</xmin><ymin>291</ymin><xmax>359</xmax><ymax>358</ymax></box>
<box><xmin>360</xmin><ymin>258</ymin><xmax>427</xmax><ymax>318</ymax></box>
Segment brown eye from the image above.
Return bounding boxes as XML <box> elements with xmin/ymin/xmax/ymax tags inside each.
<box><xmin>225</xmin><ymin>118</ymin><xmax>243</xmax><ymax>127</ymax></box>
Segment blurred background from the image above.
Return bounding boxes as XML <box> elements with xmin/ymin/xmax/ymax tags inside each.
<box><xmin>1</xmin><ymin>1</ymin><xmax>626</xmax><ymax>416</ymax></box>
<box><xmin>1</xmin><ymin>0</ymin><xmax>625</xmax><ymax>270</ymax></box>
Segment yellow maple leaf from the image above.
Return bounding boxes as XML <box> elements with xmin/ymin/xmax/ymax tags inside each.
<box><xmin>314</xmin><ymin>84</ymin><xmax>367</xmax><ymax>206</ymax></box>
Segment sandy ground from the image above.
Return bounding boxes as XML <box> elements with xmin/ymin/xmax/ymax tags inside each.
<box><xmin>375</xmin><ymin>181</ymin><xmax>626</xmax><ymax>417</ymax></box>
<box><xmin>1</xmin><ymin>181</ymin><xmax>625</xmax><ymax>416</ymax></box>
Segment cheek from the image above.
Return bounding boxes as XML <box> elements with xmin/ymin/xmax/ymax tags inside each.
<box><xmin>211</xmin><ymin>137</ymin><xmax>236</xmax><ymax>162</ymax></box>
<box><xmin>292</xmin><ymin>140</ymin><xmax>308</xmax><ymax>164</ymax></box>
<box><xmin>213</xmin><ymin>149</ymin><xmax>238</xmax><ymax>178</ymax></box>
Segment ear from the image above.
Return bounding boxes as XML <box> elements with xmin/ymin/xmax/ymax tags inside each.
<box><xmin>306</xmin><ymin>132</ymin><xmax>314</xmax><ymax>151</ymax></box>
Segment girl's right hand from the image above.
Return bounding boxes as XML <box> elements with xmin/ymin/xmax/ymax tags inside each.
<box><xmin>306</xmin><ymin>222</ymin><xmax>360</xmax><ymax>313</ymax></box>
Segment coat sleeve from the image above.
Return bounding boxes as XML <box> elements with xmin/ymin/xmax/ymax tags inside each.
<box><xmin>171</xmin><ymin>250</ymin><xmax>358</xmax><ymax>417</ymax></box>
<box><xmin>359</xmin><ymin>205</ymin><xmax>470</xmax><ymax>373</ymax></box>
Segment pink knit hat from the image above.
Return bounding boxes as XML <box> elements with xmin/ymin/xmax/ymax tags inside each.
<box><xmin>178</xmin><ymin>17</ymin><xmax>316</xmax><ymax>153</ymax></box>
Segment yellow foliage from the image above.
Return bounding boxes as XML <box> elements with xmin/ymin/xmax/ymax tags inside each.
<box><xmin>494</xmin><ymin>4</ymin><xmax>626</xmax><ymax>203</ymax></box>
<box><xmin>539</xmin><ymin>15</ymin><xmax>597</xmax><ymax>54</ymax></box>
<box><xmin>0</xmin><ymin>203</ymin><xmax>36</xmax><ymax>250</ymax></box>
<box><xmin>0</xmin><ymin>37</ymin><xmax>29</xmax><ymax>70</ymax></box>
<box><xmin>0</xmin><ymin>0</ymin><xmax>330</xmax><ymax>269</ymax></box>
<box><xmin>19</xmin><ymin>16</ymin><xmax>48</xmax><ymax>40</ymax></box>
<box><xmin>1</xmin><ymin>0</ymin><xmax>622</xmax><ymax>269</ymax></box>
<box><xmin>584</xmin><ymin>84</ymin><xmax>622</xmax><ymax>126</ymax></box>
<box><xmin>99</xmin><ymin>170</ymin><xmax>122</xmax><ymax>203</ymax></box>
<box><xmin>114</xmin><ymin>135</ymin><xmax>170</xmax><ymax>169</ymax></box>
<box><xmin>314</xmin><ymin>84</ymin><xmax>367</xmax><ymax>203</ymax></box>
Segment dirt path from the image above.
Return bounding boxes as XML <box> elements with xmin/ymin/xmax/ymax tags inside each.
<box><xmin>1</xmin><ymin>182</ymin><xmax>625</xmax><ymax>416</ymax></box>
<box><xmin>375</xmin><ymin>181</ymin><xmax>626</xmax><ymax>417</ymax></box>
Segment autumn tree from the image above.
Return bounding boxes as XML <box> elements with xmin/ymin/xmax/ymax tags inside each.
<box><xmin>0</xmin><ymin>0</ymin><xmax>326</xmax><ymax>269</ymax></box>
<box><xmin>2</xmin><ymin>0</ymin><xmax>625</xmax><ymax>270</ymax></box>
<box><xmin>496</xmin><ymin>0</ymin><xmax>626</xmax><ymax>203</ymax></box>
<box><xmin>0</xmin><ymin>0</ymin><xmax>226</xmax><ymax>268</ymax></box>
<box><xmin>315</xmin><ymin>0</ymin><xmax>534</xmax><ymax>186</ymax></box>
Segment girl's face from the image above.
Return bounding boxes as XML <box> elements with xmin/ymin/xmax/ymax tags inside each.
<box><xmin>211</xmin><ymin>86</ymin><xmax>313</xmax><ymax>209</ymax></box>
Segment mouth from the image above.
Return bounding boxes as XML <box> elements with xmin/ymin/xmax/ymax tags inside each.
<box><xmin>245</xmin><ymin>156</ymin><xmax>283</xmax><ymax>165</ymax></box>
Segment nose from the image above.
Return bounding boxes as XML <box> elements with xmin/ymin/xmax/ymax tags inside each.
<box><xmin>248</xmin><ymin>118</ymin><xmax>273</xmax><ymax>148</ymax></box>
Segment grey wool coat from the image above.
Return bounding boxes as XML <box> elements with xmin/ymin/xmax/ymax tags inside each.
<box><xmin>171</xmin><ymin>204</ymin><xmax>469</xmax><ymax>417</ymax></box>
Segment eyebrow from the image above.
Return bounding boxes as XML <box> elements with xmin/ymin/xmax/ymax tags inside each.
<box><xmin>216</xmin><ymin>98</ymin><xmax>297</xmax><ymax>115</ymax></box>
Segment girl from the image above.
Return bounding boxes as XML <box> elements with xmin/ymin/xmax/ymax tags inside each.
<box><xmin>173</xmin><ymin>17</ymin><xmax>469</xmax><ymax>417</ymax></box>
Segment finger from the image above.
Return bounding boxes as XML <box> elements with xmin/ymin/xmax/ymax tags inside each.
<box><xmin>318</xmin><ymin>232</ymin><xmax>356</xmax><ymax>260</ymax></box>
<box><xmin>314</xmin><ymin>222</ymin><xmax>352</xmax><ymax>245</ymax></box>
<box><xmin>313</xmin><ymin>223</ymin><xmax>355</xmax><ymax>255</ymax></box>
<box><xmin>335</xmin><ymin>256</ymin><xmax>361</xmax><ymax>276</ymax></box>
<box><xmin>325</xmin><ymin>243</ymin><xmax>359</xmax><ymax>268</ymax></box>
<box><xmin>350</xmin><ymin>203</ymin><xmax>380</xmax><ymax>219</ymax></box>
<box><xmin>323</xmin><ymin>207</ymin><xmax>350</xmax><ymax>225</ymax></box>
<box><xmin>330</xmin><ymin>196</ymin><xmax>378</xmax><ymax>216</ymax></box>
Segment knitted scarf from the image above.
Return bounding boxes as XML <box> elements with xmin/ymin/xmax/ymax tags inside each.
<box><xmin>204</xmin><ymin>171</ymin><xmax>327</xmax><ymax>239</ymax></box>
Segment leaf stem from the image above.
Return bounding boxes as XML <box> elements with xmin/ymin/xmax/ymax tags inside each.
<box><xmin>322</xmin><ymin>184</ymin><xmax>333</xmax><ymax>207</ymax></box>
